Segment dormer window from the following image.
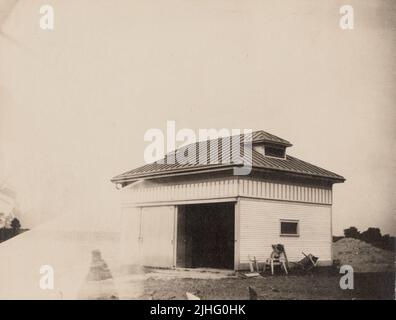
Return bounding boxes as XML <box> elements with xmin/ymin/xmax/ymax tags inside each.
<box><xmin>253</xmin><ymin>144</ymin><xmax>286</xmax><ymax>159</ymax></box>
<box><xmin>264</xmin><ymin>146</ymin><xmax>285</xmax><ymax>159</ymax></box>
<box><xmin>249</xmin><ymin>131</ymin><xmax>291</xmax><ymax>160</ymax></box>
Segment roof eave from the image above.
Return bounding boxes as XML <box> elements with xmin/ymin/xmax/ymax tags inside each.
<box><xmin>110</xmin><ymin>164</ymin><xmax>237</xmax><ymax>184</ymax></box>
<box><xmin>111</xmin><ymin>165</ymin><xmax>345</xmax><ymax>185</ymax></box>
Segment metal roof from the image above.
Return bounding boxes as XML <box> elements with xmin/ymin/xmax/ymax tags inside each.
<box><xmin>112</xmin><ymin>130</ymin><xmax>345</xmax><ymax>183</ymax></box>
<box><xmin>251</xmin><ymin>130</ymin><xmax>292</xmax><ymax>147</ymax></box>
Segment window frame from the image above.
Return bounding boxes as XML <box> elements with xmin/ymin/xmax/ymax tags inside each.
<box><xmin>280</xmin><ymin>219</ymin><xmax>300</xmax><ymax>237</ymax></box>
<box><xmin>264</xmin><ymin>145</ymin><xmax>286</xmax><ymax>159</ymax></box>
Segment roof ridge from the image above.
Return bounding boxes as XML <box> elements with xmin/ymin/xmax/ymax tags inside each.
<box><xmin>160</xmin><ymin>129</ymin><xmax>291</xmax><ymax>157</ymax></box>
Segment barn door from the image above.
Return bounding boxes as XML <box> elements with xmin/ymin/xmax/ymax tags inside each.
<box><xmin>141</xmin><ymin>206</ymin><xmax>175</xmax><ymax>268</ymax></box>
<box><xmin>120</xmin><ymin>207</ymin><xmax>142</xmax><ymax>265</ymax></box>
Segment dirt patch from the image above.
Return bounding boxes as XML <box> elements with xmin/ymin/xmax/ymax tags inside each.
<box><xmin>124</xmin><ymin>269</ymin><xmax>394</xmax><ymax>300</ymax></box>
<box><xmin>140</xmin><ymin>274</ymin><xmax>336</xmax><ymax>300</ymax></box>
<box><xmin>78</xmin><ymin>240</ymin><xmax>395</xmax><ymax>300</ymax></box>
<box><xmin>80</xmin><ymin>266</ymin><xmax>394</xmax><ymax>300</ymax></box>
<box><xmin>333</xmin><ymin>238</ymin><xmax>395</xmax><ymax>273</ymax></box>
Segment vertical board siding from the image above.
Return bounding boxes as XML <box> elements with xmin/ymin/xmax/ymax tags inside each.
<box><xmin>122</xmin><ymin>178</ymin><xmax>332</xmax><ymax>205</ymax></box>
<box><xmin>120</xmin><ymin>207</ymin><xmax>142</xmax><ymax>265</ymax></box>
<box><xmin>239</xmin><ymin>199</ymin><xmax>332</xmax><ymax>265</ymax></box>
<box><xmin>236</xmin><ymin>179</ymin><xmax>332</xmax><ymax>205</ymax></box>
<box><xmin>141</xmin><ymin>206</ymin><xmax>175</xmax><ymax>268</ymax></box>
<box><xmin>122</xmin><ymin>178</ymin><xmax>240</xmax><ymax>204</ymax></box>
<box><xmin>120</xmin><ymin>205</ymin><xmax>175</xmax><ymax>268</ymax></box>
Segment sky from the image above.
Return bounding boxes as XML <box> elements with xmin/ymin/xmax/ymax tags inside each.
<box><xmin>0</xmin><ymin>0</ymin><xmax>395</xmax><ymax>235</ymax></box>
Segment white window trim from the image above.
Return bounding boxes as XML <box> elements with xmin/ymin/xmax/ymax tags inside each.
<box><xmin>280</xmin><ymin>219</ymin><xmax>300</xmax><ymax>237</ymax></box>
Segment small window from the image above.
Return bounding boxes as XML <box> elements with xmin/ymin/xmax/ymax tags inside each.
<box><xmin>264</xmin><ymin>146</ymin><xmax>285</xmax><ymax>158</ymax></box>
<box><xmin>280</xmin><ymin>220</ymin><xmax>299</xmax><ymax>236</ymax></box>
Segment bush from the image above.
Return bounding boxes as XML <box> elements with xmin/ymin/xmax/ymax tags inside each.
<box><xmin>343</xmin><ymin>226</ymin><xmax>395</xmax><ymax>251</ymax></box>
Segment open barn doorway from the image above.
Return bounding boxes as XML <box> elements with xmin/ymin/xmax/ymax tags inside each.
<box><xmin>176</xmin><ymin>202</ymin><xmax>235</xmax><ymax>269</ymax></box>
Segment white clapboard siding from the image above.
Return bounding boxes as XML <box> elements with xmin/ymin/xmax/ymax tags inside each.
<box><xmin>122</xmin><ymin>177</ymin><xmax>332</xmax><ymax>206</ymax></box>
<box><xmin>239</xmin><ymin>198</ymin><xmax>332</xmax><ymax>265</ymax></box>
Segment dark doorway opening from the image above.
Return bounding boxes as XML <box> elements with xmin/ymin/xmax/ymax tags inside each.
<box><xmin>176</xmin><ymin>202</ymin><xmax>235</xmax><ymax>269</ymax></box>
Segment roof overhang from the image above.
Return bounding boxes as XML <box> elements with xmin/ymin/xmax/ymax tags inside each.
<box><xmin>111</xmin><ymin>164</ymin><xmax>345</xmax><ymax>186</ymax></box>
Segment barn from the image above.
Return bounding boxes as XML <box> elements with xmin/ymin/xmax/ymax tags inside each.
<box><xmin>111</xmin><ymin>131</ymin><xmax>345</xmax><ymax>270</ymax></box>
